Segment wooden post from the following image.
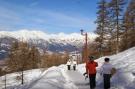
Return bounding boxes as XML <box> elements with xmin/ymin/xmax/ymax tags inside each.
<box><xmin>80</xmin><ymin>29</ymin><xmax>89</xmax><ymax>63</ymax></box>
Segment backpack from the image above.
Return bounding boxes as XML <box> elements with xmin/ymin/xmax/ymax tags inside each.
<box><xmin>111</xmin><ymin>68</ymin><xmax>116</xmax><ymax>76</ymax></box>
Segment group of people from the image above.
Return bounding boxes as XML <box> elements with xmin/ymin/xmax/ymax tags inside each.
<box><xmin>67</xmin><ymin>59</ymin><xmax>77</xmax><ymax>71</ymax></box>
<box><xmin>84</xmin><ymin>56</ymin><xmax>116</xmax><ymax>89</ymax></box>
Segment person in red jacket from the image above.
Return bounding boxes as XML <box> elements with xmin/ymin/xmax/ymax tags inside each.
<box><xmin>86</xmin><ymin>56</ymin><xmax>98</xmax><ymax>89</ymax></box>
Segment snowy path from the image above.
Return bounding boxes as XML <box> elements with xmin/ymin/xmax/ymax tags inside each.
<box><xmin>28</xmin><ymin>70</ymin><xmax>91</xmax><ymax>89</ymax></box>
<box><xmin>24</xmin><ymin>67</ymin><xmax>78</xmax><ymax>89</ymax></box>
<box><xmin>66</xmin><ymin>70</ymin><xmax>90</xmax><ymax>89</ymax></box>
<box><xmin>26</xmin><ymin>68</ymin><xmax>103</xmax><ymax>89</ymax></box>
<box><xmin>66</xmin><ymin>70</ymin><xmax>104</xmax><ymax>89</ymax></box>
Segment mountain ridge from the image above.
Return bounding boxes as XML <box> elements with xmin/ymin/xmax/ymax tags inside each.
<box><xmin>0</xmin><ymin>29</ymin><xmax>97</xmax><ymax>42</ymax></box>
<box><xmin>0</xmin><ymin>30</ymin><xmax>97</xmax><ymax>59</ymax></box>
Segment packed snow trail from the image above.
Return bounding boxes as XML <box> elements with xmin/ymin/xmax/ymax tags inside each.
<box><xmin>66</xmin><ymin>70</ymin><xmax>125</xmax><ymax>89</ymax></box>
<box><xmin>66</xmin><ymin>70</ymin><xmax>90</xmax><ymax>89</ymax></box>
<box><xmin>66</xmin><ymin>70</ymin><xmax>106</xmax><ymax>89</ymax></box>
<box><xmin>23</xmin><ymin>66</ymin><xmax>78</xmax><ymax>89</ymax></box>
<box><xmin>28</xmin><ymin>69</ymin><xmax>102</xmax><ymax>89</ymax></box>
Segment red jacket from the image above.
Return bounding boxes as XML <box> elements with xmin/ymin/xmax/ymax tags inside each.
<box><xmin>86</xmin><ymin>60</ymin><xmax>98</xmax><ymax>74</ymax></box>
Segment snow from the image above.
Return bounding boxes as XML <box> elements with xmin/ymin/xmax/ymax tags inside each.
<box><xmin>0</xmin><ymin>30</ymin><xmax>97</xmax><ymax>46</ymax></box>
<box><xmin>69</xmin><ymin>47</ymin><xmax>135</xmax><ymax>89</ymax></box>
<box><xmin>78</xmin><ymin>47</ymin><xmax>135</xmax><ymax>89</ymax></box>
<box><xmin>0</xmin><ymin>69</ymin><xmax>44</xmax><ymax>89</ymax></box>
<box><xmin>0</xmin><ymin>47</ymin><xmax>135</xmax><ymax>89</ymax></box>
<box><xmin>0</xmin><ymin>50</ymin><xmax>6</xmax><ymax>53</ymax></box>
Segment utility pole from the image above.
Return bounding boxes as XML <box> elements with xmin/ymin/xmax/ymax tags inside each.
<box><xmin>74</xmin><ymin>46</ymin><xmax>78</xmax><ymax>64</ymax></box>
<box><xmin>80</xmin><ymin>29</ymin><xmax>88</xmax><ymax>62</ymax></box>
<box><xmin>116</xmin><ymin>0</ymin><xmax>119</xmax><ymax>54</ymax></box>
<box><xmin>21</xmin><ymin>68</ymin><xmax>24</xmax><ymax>85</ymax></box>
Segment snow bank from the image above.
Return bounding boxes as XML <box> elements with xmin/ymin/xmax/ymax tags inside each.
<box><xmin>4</xmin><ymin>66</ymin><xmax>77</xmax><ymax>89</ymax></box>
<box><xmin>0</xmin><ymin>69</ymin><xmax>44</xmax><ymax>89</ymax></box>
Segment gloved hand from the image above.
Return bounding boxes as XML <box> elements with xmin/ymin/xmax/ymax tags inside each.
<box><xmin>83</xmin><ymin>72</ymin><xmax>87</xmax><ymax>76</ymax></box>
<box><xmin>100</xmin><ymin>72</ymin><xmax>103</xmax><ymax>76</ymax></box>
<box><xmin>85</xmin><ymin>75</ymin><xmax>88</xmax><ymax>80</ymax></box>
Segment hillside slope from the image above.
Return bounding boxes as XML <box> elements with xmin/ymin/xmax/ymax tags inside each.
<box><xmin>0</xmin><ymin>47</ymin><xmax>135</xmax><ymax>89</ymax></box>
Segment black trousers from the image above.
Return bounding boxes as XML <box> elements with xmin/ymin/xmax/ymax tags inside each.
<box><xmin>103</xmin><ymin>74</ymin><xmax>111</xmax><ymax>89</ymax></box>
<box><xmin>67</xmin><ymin>65</ymin><xmax>70</xmax><ymax>70</ymax></box>
<box><xmin>73</xmin><ymin>65</ymin><xmax>76</xmax><ymax>71</ymax></box>
<box><xmin>89</xmin><ymin>74</ymin><xmax>96</xmax><ymax>89</ymax></box>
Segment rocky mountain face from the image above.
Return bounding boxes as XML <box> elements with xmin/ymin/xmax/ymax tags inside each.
<box><xmin>0</xmin><ymin>30</ymin><xmax>97</xmax><ymax>59</ymax></box>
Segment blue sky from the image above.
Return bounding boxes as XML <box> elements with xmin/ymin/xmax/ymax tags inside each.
<box><xmin>0</xmin><ymin>0</ymin><xmax>99</xmax><ymax>33</ymax></box>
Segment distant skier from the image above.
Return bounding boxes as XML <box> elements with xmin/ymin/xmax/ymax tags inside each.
<box><xmin>67</xmin><ymin>60</ymin><xmax>71</xmax><ymax>70</ymax></box>
<box><xmin>85</xmin><ymin>56</ymin><xmax>98</xmax><ymax>89</ymax></box>
<box><xmin>72</xmin><ymin>60</ymin><xmax>77</xmax><ymax>71</ymax></box>
<box><xmin>100</xmin><ymin>58</ymin><xmax>116</xmax><ymax>89</ymax></box>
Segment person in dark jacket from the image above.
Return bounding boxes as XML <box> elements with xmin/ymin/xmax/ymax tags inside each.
<box><xmin>86</xmin><ymin>56</ymin><xmax>98</xmax><ymax>89</ymax></box>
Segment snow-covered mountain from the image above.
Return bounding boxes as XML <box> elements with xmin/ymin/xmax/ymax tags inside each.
<box><xmin>0</xmin><ymin>29</ymin><xmax>97</xmax><ymax>45</ymax></box>
<box><xmin>0</xmin><ymin>30</ymin><xmax>97</xmax><ymax>59</ymax></box>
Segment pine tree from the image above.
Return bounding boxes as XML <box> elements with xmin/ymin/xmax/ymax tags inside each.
<box><xmin>127</xmin><ymin>0</ymin><xmax>135</xmax><ymax>47</ymax></box>
<box><xmin>120</xmin><ymin>8</ymin><xmax>129</xmax><ymax>50</ymax></box>
<box><xmin>95</xmin><ymin>0</ymin><xmax>109</xmax><ymax>56</ymax></box>
<box><xmin>121</xmin><ymin>0</ymin><xmax>135</xmax><ymax>50</ymax></box>
<box><xmin>109</xmin><ymin>0</ymin><xmax>126</xmax><ymax>53</ymax></box>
